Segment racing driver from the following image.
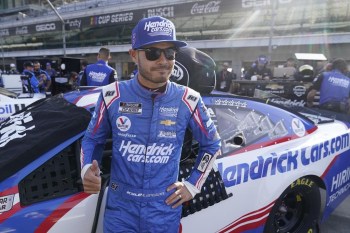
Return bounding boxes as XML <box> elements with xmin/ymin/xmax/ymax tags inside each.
<box><xmin>80</xmin><ymin>16</ymin><xmax>221</xmax><ymax>233</ymax></box>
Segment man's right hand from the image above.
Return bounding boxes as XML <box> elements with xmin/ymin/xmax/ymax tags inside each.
<box><xmin>82</xmin><ymin>160</ymin><xmax>101</xmax><ymax>194</ymax></box>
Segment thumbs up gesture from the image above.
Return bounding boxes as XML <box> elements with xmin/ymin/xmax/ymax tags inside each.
<box><xmin>83</xmin><ymin>160</ymin><xmax>101</xmax><ymax>194</ymax></box>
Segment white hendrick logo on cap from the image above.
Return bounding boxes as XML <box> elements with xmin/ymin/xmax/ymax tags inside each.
<box><xmin>143</xmin><ymin>20</ymin><xmax>173</xmax><ymax>36</ymax></box>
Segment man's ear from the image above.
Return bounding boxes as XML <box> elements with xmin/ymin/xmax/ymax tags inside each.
<box><xmin>129</xmin><ymin>49</ymin><xmax>138</xmax><ymax>64</ymax></box>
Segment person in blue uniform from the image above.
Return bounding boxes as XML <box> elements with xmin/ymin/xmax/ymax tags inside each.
<box><xmin>80</xmin><ymin>16</ymin><xmax>221</xmax><ymax>233</ymax></box>
<box><xmin>22</xmin><ymin>61</ymin><xmax>43</xmax><ymax>93</ymax></box>
<box><xmin>80</xmin><ymin>47</ymin><xmax>117</xmax><ymax>86</ymax></box>
<box><xmin>307</xmin><ymin>58</ymin><xmax>350</xmax><ymax>113</ymax></box>
<box><xmin>33</xmin><ymin>61</ymin><xmax>51</xmax><ymax>92</ymax></box>
<box><xmin>244</xmin><ymin>55</ymin><xmax>273</xmax><ymax>80</ymax></box>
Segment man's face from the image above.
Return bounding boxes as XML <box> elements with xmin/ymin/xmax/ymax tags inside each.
<box><xmin>34</xmin><ymin>63</ymin><xmax>40</xmax><ymax>71</ymax></box>
<box><xmin>130</xmin><ymin>42</ymin><xmax>176</xmax><ymax>88</ymax></box>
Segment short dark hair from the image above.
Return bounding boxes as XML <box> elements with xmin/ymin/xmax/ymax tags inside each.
<box><xmin>81</xmin><ymin>60</ymin><xmax>89</xmax><ymax>67</ymax></box>
<box><xmin>332</xmin><ymin>58</ymin><xmax>348</xmax><ymax>74</ymax></box>
<box><xmin>99</xmin><ymin>47</ymin><xmax>110</xmax><ymax>60</ymax></box>
<box><xmin>23</xmin><ymin>61</ymin><xmax>34</xmax><ymax>67</ymax></box>
<box><xmin>70</xmin><ymin>71</ymin><xmax>78</xmax><ymax>77</ymax></box>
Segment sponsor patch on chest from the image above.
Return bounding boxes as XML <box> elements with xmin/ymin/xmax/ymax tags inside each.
<box><xmin>119</xmin><ymin>102</ymin><xmax>142</xmax><ymax>114</ymax></box>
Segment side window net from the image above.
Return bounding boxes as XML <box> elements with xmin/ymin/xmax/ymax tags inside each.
<box><xmin>19</xmin><ymin>142</ymin><xmax>82</xmax><ymax>206</ymax></box>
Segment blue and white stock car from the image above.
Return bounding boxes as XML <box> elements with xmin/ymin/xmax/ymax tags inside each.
<box><xmin>0</xmin><ymin>87</ymin><xmax>349</xmax><ymax>233</ymax></box>
<box><xmin>0</xmin><ymin>47</ymin><xmax>349</xmax><ymax>233</ymax></box>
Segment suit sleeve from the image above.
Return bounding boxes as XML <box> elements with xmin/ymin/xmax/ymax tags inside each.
<box><xmin>108</xmin><ymin>69</ymin><xmax>118</xmax><ymax>83</ymax></box>
<box><xmin>80</xmin><ymin>70</ymin><xmax>88</xmax><ymax>86</ymax></box>
<box><xmin>186</xmin><ymin>96</ymin><xmax>221</xmax><ymax>192</ymax></box>
<box><xmin>80</xmin><ymin>91</ymin><xmax>111</xmax><ymax>170</ymax></box>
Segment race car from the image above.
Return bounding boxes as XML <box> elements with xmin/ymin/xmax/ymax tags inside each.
<box><xmin>0</xmin><ymin>47</ymin><xmax>349</xmax><ymax>233</ymax></box>
<box><xmin>0</xmin><ymin>87</ymin><xmax>46</xmax><ymax>122</ymax></box>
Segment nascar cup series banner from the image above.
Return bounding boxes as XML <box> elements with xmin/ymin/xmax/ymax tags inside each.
<box><xmin>0</xmin><ymin>0</ymin><xmax>324</xmax><ymax>37</ymax></box>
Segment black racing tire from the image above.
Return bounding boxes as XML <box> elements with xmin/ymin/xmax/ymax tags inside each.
<box><xmin>264</xmin><ymin>177</ymin><xmax>321</xmax><ymax>233</ymax></box>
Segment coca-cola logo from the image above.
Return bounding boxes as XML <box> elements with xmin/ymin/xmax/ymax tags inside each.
<box><xmin>191</xmin><ymin>1</ymin><xmax>221</xmax><ymax>15</ymax></box>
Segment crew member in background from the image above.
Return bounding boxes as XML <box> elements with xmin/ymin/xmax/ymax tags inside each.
<box><xmin>215</xmin><ymin>62</ymin><xmax>236</xmax><ymax>92</ymax></box>
<box><xmin>78</xmin><ymin>60</ymin><xmax>88</xmax><ymax>85</ymax></box>
<box><xmin>8</xmin><ymin>63</ymin><xmax>19</xmax><ymax>74</ymax></box>
<box><xmin>22</xmin><ymin>61</ymin><xmax>43</xmax><ymax>93</ymax></box>
<box><xmin>283</xmin><ymin>57</ymin><xmax>298</xmax><ymax>80</ymax></box>
<box><xmin>33</xmin><ymin>61</ymin><xmax>51</xmax><ymax>92</ymax></box>
<box><xmin>244</xmin><ymin>55</ymin><xmax>272</xmax><ymax>80</ymax></box>
<box><xmin>68</xmin><ymin>71</ymin><xmax>79</xmax><ymax>91</ymax></box>
<box><xmin>80</xmin><ymin>47</ymin><xmax>117</xmax><ymax>86</ymax></box>
<box><xmin>45</xmin><ymin>62</ymin><xmax>57</xmax><ymax>80</ymax></box>
<box><xmin>307</xmin><ymin>58</ymin><xmax>350</xmax><ymax>114</ymax></box>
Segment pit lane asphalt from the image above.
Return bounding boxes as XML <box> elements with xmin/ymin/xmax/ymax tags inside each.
<box><xmin>320</xmin><ymin>191</ymin><xmax>350</xmax><ymax>233</ymax></box>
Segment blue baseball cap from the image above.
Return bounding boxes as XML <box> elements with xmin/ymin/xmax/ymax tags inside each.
<box><xmin>131</xmin><ymin>16</ymin><xmax>187</xmax><ymax>49</ymax></box>
<box><xmin>257</xmin><ymin>55</ymin><xmax>268</xmax><ymax>64</ymax></box>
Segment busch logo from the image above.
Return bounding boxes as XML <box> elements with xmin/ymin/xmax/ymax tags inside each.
<box><xmin>147</xmin><ymin>6</ymin><xmax>174</xmax><ymax>18</ymax></box>
<box><xmin>89</xmin><ymin>71</ymin><xmax>107</xmax><ymax>82</ymax></box>
<box><xmin>191</xmin><ymin>1</ymin><xmax>221</xmax><ymax>15</ymax></box>
<box><xmin>119</xmin><ymin>140</ymin><xmax>174</xmax><ymax>164</ymax></box>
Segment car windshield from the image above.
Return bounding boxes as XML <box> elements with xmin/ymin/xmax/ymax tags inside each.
<box><xmin>253</xmin><ymin>88</ymin><xmax>337</xmax><ymax>124</ymax></box>
<box><xmin>0</xmin><ymin>87</ymin><xmax>19</xmax><ymax>99</ymax></box>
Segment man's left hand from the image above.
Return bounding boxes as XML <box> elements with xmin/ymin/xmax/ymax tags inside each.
<box><xmin>165</xmin><ymin>182</ymin><xmax>192</xmax><ymax>208</ymax></box>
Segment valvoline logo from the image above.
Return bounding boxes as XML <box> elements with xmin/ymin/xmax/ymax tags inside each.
<box><xmin>116</xmin><ymin>116</ymin><xmax>131</xmax><ymax>132</ymax></box>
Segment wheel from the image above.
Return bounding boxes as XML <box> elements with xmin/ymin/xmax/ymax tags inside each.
<box><xmin>264</xmin><ymin>177</ymin><xmax>321</xmax><ymax>233</ymax></box>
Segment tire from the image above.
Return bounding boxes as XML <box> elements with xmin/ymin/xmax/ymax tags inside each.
<box><xmin>264</xmin><ymin>177</ymin><xmax>321</xmax><ymax>233</ymax></box>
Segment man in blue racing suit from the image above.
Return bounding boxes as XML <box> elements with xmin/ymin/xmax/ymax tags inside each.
<box><xmin>81</xmin><ymin>16</ymin><xmax>221</xmax><ymax>233</ymax></box>
<box><xmin>307</xmin><ymin>58</ymin><xmax>350</xmax><ymax>113</ymax></box>
<box><xmin>80</xmin><ymin>47</ymin><xmax>118</xmax><ymax>86</ymax></box>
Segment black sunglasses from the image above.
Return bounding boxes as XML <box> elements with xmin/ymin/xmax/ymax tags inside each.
<box><xmin>137</xmin><ymin>47</ymin><xmax>177</xmax><ymax>61</ymax></box>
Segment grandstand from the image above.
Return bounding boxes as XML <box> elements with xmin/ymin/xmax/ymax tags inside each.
<box><xmin>1</xmin><ymin>0</ymin><xmax>350</xmax><ymax>77</ymax></box>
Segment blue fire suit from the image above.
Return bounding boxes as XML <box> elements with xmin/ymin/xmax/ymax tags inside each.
<box><xmin>22</xmin><ymin>69</ymin><xmax>40</xmax><ymax>93</ymax></box>
<box><xmin>34</xmin><ymin>69</ymin><xmax>51</xmax><ymax>92</ymax></box>
<box><xmin>313</xmin><ymin>69</ymin><xmax>350</xmax><ymax>112</ymax></box>
<box><xmin>80</xmin><ymin>60</ymin><xmax>117</xmax><ymax>86</ymax></box>
<box><xmin>81</xmin><ymin>78</ymin><xmax>221</xmax><ymax>232</ymax></box>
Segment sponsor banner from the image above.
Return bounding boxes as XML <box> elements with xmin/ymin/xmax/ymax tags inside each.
<box><xmin>0</xmin><ymin>0</ymin><xmax>316</xmax><ymax>36</ymax></box>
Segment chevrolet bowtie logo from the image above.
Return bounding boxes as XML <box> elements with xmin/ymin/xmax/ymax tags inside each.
<box><xmin>160</xmin><ymin>120</ymin><xmax>176</xmax><ymax>126</ymax></box>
